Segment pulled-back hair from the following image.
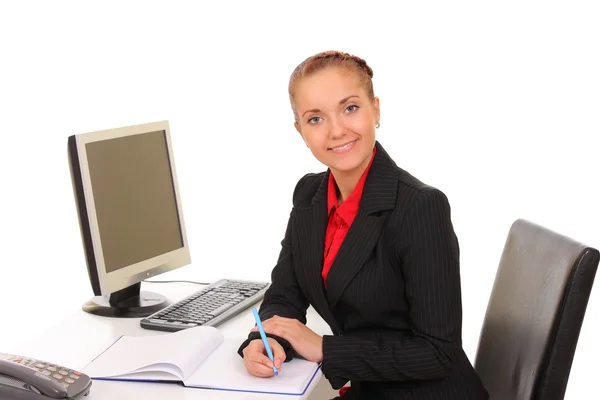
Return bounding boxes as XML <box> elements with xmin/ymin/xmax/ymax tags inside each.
<box><xmin>288</xmin><ymin>50</ymin><xmax>375</xmax><ymax>123</ymax></box>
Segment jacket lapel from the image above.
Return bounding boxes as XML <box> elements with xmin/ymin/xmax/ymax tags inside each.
<box><xmin>324</xmin><ymin>211</ymin><xmax>387</xmax><ymax>308</ymax></box>
<box><xmin>293</xmin><ymin>173</ymin><xmax>342</xmax><ymax>333</ymax></box>
<box><xmin>325</xmin><ymin>141</ymin><xmax>399</xmax><ymax>309</ymax></box>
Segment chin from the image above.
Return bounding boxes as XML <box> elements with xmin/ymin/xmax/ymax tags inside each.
<box><xmin>327</xmin><ymin>152</ymin><xmax>369</xmax><ymax>173</ymax></box>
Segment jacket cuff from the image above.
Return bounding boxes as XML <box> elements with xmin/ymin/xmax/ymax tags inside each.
<box><xmin>237</xmin><ymin>332</ymin><xmax>295</xmax><ymax>362</ymax></box>
<box><xmin>321</xmin><ymin>335</ymin><xmax>349</xmax><ymax>389</ymax></box>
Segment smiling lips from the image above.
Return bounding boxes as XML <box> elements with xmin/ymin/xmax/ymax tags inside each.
<box><xmin>329</xmin><ymin>139</ymin><xmax>357</xmax><ymax>154</ymax></box>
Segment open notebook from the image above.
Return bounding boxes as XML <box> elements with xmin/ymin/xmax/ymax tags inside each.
<box><xmin>81</xmin><ymin>326</ymin><xmax>320</xmax><ymax>396</ymax></box>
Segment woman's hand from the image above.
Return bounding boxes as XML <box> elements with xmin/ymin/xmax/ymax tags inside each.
<box><xmin>251</xmin><ymin>315</ymin><xmax>323</xmax><ymax>363</ymax></box>
<box><xmin>242</xmin><ymin>338</ymin><xmax>285</xmax><ymax>378</ymax></box>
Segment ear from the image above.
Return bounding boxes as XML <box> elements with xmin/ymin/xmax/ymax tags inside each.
<box><xmin>372</xmin><ymin>97</ymin><xmax>380</xmax><ymax>123</ymax></box>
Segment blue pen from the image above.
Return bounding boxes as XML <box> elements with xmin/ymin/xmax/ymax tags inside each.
<box><xmin>252</xmin><ymin>307</ymin><xmax>279</xmax><ymax>376</ymax></box>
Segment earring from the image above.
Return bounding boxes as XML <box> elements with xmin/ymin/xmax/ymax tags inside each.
<box><xmin>376</xmin><ymin>122</ymin><xmax>380</xmax><ymax>129</ymax></box>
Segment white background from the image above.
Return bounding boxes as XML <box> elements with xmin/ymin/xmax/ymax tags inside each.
<box><xmin>0</xmin><ymin>1</ymin><xmax>598</xmax><ymax>398</ymax></box>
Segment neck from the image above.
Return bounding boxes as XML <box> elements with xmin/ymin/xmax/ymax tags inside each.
<box><xmin>331</xmin><ymin>153</ymin><xmax>373</xmax><ymax>204</ymax></box>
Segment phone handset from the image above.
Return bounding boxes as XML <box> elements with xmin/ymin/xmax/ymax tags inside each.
<box><xmin>0</xmin><ymin>359</ymin><xmax>68</xmax><ymax>399</ymax></box>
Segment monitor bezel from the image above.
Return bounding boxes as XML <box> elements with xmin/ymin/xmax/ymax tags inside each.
<box><xmin>70</xmin><ymin>120</ymin><xmax>191</xmax><ymax>295</ymax></box>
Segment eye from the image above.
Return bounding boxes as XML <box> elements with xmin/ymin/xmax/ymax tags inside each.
<box><xmin>345</xmin><ymin>105</ymin><xmax>359</xmax><ymax>113</ymax></box>
<box><xmin>308</xmin><ymin>116</ymin><xmax>323</xmax><ymax>124</ymax></box>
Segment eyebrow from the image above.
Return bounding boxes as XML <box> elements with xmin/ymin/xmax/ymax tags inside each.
<box><xmin>301</xmin><ymin>95</ymin><xmax>360</xmax><ymax>117</ymax></box>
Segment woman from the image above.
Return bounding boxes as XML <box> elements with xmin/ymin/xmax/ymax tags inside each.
<box><xmin>237</xmin><ymin>50</ymin><xmax>489</xmax><ymax>399</ymax></box>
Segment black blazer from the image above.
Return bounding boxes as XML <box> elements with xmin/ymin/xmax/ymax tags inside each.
<box><xmin>239</xmin><ymin>142</ymin><xmax>489</xmax><ymax>400</ymax></box>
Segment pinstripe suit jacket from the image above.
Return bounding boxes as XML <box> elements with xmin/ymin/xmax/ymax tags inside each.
<box><xmin>239</xmin><ymin>142</ymin><xmax>489</xmax><ymax>399</ymax></box>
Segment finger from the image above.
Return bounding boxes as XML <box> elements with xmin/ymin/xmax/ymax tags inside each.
<box><xmin>251</xmin><ymin>351</ymin><xmax>277</xmax><ymax>371</ymax></box>
<box><xmin>259</xmin><ymin>318</ymin><xmax>280</xmax><ymax>331</ymax></box>
<box><xmin>246</xmin><ymin>343</ymin><xmax>277</xmax><ymax>369</ymax></box>
<box><xmin>263</xmin><ymin>321</ymin><xmax>288</xmax><ymax>340</ymax></box>
<box><xmin>251</xmin><ymin>317</ymin><xmax>279</xmax><ymax>332</ymax></box>
<box><xmin>243</xmin><ymin>339</ymin><xmax>263</xmax><ymax>352</ymax></box>
<box><xmin>261</xmin><ymin>317</ymin><xmax>282</xmax><ymax>329</ymax></box>
<box><xmin>268</xmin><ymin>338</ymin><xmax>286</xmax><ymax>369</ymax></box>
<box><xmin>243</xmin><ymin>340</ymin><xmax>266</xmax><ymax>360</ymax></box>
<box><xmin>254</xmin><ymin>320</ymin><xmax>285</xmax><ymax>339</ymax></box>
<box><xmin>245</xmin><ymin>359</ymin><xmax>276</xmax><ymax>378</ymax></box>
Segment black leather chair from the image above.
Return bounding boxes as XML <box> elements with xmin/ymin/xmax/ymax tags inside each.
<box><xmin>474</xmin><ymin>219</ymin><xmax>599</xmax><ymax>400</ymax></box>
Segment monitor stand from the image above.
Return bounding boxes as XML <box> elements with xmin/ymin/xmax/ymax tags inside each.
<box><xmin>82</xmin><ymin>282</ymin><xmax>170</xmax><ymax>317</ymax></box>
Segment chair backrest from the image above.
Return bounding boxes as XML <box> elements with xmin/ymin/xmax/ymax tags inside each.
<box><xmin>474</xmin><ymin>219</ymin><xmax>599</xmax><ymax>400</ymax></box>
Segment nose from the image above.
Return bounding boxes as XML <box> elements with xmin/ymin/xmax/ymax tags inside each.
<box><xmin>328</xmin><ymin>116</ymin><xmax>346</xmax><ymax>139</ymax></box>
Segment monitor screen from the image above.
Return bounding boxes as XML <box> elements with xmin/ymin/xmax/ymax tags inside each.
<box><xmin>85</xmin><ymin>130</ymin><xmax>183</xmax><ymax>273</ymax></box>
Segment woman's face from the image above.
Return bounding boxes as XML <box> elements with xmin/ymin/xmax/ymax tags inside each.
<box><xmin>293</xmin><ymin>67</ymin><xmax>380</xmax><ymax>175</ymax></box>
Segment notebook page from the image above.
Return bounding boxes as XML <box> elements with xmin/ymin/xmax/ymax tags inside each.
<box><xmin>82</xmin><ymin>326</ymin><xmax>223</xmax><ymax>380</ymax></box>
<box><xmin>95</xmin><ymin>369</ymin><xmax>181</xmax><ymax>382</ymax></box>
<box><xmin>185</xmin><ymin>337</ymin><xmax>321</xmax><ymax>395</ymax></box>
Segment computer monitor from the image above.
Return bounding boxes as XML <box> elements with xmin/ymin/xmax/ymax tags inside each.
<box><xmin>67</xmin><ymin>120</ymin><xmax>191</xmax><ymax>318</ymax></box>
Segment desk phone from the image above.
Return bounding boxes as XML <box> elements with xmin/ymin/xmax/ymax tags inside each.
<box><xmin>0</xmin><ymin>353</ymin><xmax>91</xmax><ymax>400</ymax></box>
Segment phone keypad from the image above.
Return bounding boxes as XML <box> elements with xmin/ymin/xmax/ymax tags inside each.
<box><xmin>1</xmin><ymin>353</ymin><xmax>82</xmax><ymax>389</ymax></box>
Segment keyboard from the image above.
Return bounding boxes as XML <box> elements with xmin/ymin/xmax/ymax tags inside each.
<box><xmin>140</xmin><ymin>279</ymin><xmax>270</xmax><ymax>332</ymax></box>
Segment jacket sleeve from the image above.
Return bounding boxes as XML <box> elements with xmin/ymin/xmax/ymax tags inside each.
<box><xmin>321</xmin><ymin>188</ymin><xmax>463</xmax><ymax>388</ymax></box>
<box><xmin>238</xmin><ymin>178</ymin><xmax>311</xmax><ymax>360</ymax></box>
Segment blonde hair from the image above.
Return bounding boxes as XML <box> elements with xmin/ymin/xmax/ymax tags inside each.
<box><xmin>288</xmin><ymin>50</ymin><xmax>375</xmax><ymax>123</ymax></box>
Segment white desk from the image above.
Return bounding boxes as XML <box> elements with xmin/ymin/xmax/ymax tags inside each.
<box><xmin>13</xmin><ymin>282</ymin><xmax>335</xmax><ymax>399</ymax></box>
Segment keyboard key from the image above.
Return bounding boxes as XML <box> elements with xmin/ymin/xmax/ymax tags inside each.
<box><xmin>208</xmin><ymin>302</ymin><xmax>234</xmax><ymax>316</ymax></box>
